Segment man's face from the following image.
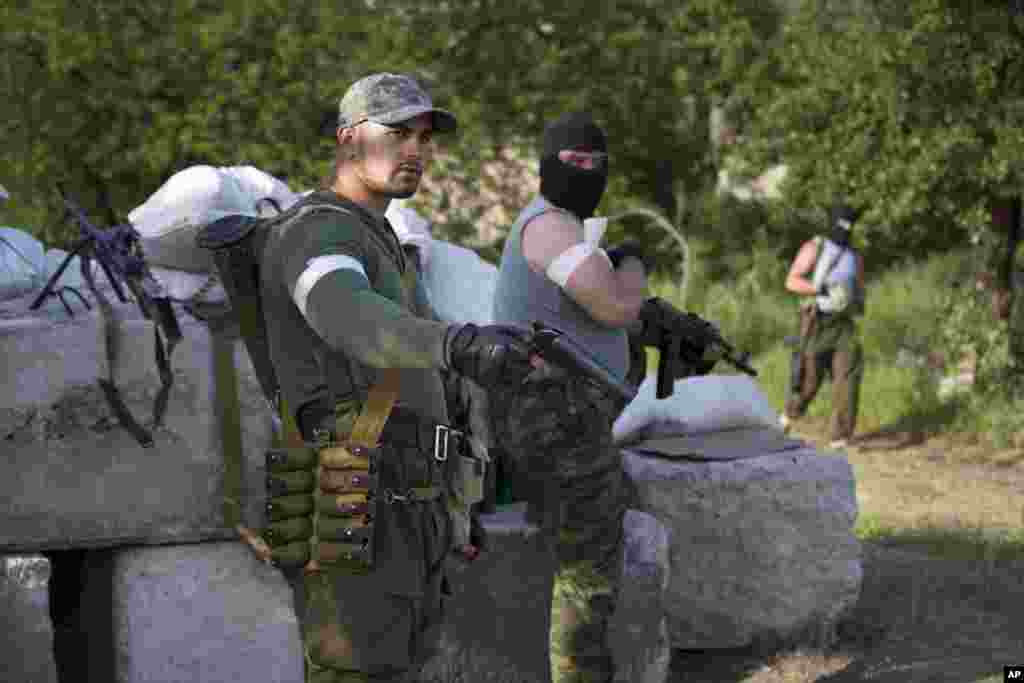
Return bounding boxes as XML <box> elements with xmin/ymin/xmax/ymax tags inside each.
<box><xmin>344</xmin><ymin>112</ymin><xmax>434</xmax><ymax>200</ymax></box>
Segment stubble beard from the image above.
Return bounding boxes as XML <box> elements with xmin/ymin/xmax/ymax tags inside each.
<box><xmin>348</xmin><ymin>139</ymin><xmax>421</xmax><ymax>201</ymax></box>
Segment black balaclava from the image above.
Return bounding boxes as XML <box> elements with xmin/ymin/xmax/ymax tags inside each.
<box><xmin>539</xmin><ymin>112</ymin><xmax>608</xmax><ymax>220</ymax></box>
<box><xmin>828</xmin><ymin>203</ymin><xmax>859</xmax><ymax>248</ymax></box>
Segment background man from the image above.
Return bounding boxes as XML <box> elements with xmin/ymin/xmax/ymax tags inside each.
<box><xmin>259</xmin><ymin>73</ymin><xmax>533</xmax><ymax>682</ymax></box>
<box><xmin>782</xmin><ymin>203</ymin><xmax>866</xmax><ymax>449</ymax></box>
<box><xmin>490</xmin><ymin>111</ymin><xmax>650</xmax><ymax>682</ymax></box>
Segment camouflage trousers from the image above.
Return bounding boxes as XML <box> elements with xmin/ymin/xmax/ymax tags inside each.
<box><xmin>492</xmin><ymin>371</ymin><xmax>629</xmax><ymax>683</ymax></box>
<box><xmin>287</xmin><ymin>555</ymin><xmax>447</xmax><ymax>683</ymax></box>
<box><xmin>273</xmin><ymin>407</ymin><xmax>452</xmax><ymax>683</ymax></box>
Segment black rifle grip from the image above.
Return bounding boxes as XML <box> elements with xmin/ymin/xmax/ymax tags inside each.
<box><xmin>656</xmin><ymin>335</ymin><xmax>682</xmax><ymax>399</ymax></box>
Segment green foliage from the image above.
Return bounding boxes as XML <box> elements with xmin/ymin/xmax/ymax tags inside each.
<box><xmin>739</xmin><ymin>0</ymin><xmax>1024</xmax><ymax>263</ymax></box>
<box><xmin>1</xmin><ymin>0</ymin><xmax>786</xmax><ymax>262</ymax></box>
<box><xmin>938</xmin><ymin>272</ymin><xmax>1024</xmax><ymax>445</ymax></box>
<box><xmin>1</xmin><ymin>0</ymin><xmax>394</xmax><ymax>246</ymax></box>
<box><xmin>855</xmin><ymin>512</ymin><xmax>1024</xmax><ymax>561</ymax></box>
<box><xmin>859</xmin><ymin>250</ymin><xmax>976</xmax><ymax>361</ymax></box>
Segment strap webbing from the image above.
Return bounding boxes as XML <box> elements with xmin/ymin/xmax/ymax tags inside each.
<box><xmin>305</xmin><ymin>369</ymin><xmax>401</xmax><ymax>574</ymax></box>
<box><xmin>346</xmin><ymin>368</ymin><xmax>402</xmax><ymax>448</ymax></box>
<box><xmin>212</xmin><ymin>328</ymin><xmax>244</xmax><ymax>530</ymax></box>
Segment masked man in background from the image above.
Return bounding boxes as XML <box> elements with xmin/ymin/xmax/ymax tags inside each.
<box><xmin>781</xmin><ymin>203</ymin><xmax>866</xmax><ymax>449</ymax></box>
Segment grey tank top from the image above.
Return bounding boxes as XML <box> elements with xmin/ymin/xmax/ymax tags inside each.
<box><xmin>492</xmin><ymin>196</ymin><xmax>629</xmax><ymax>381</ymax></box>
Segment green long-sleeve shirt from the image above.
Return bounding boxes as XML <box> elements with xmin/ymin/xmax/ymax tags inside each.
<box><xmin>260</xmin><ymin>191</ymin><xmax>451</xmax><ymax>426</ymax></box>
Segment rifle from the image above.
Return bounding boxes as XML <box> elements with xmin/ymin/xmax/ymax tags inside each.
<box><xmin>638</xmin><ymin>297</ymin><xmax>757</xmax><ymax>399</ymax></box>
<box><xmin>30</xmin><ymin>186</ymin><xmax>183</xmax><ymax>447</ymax></box>
<box><xmin>527</xmin><ymin>322</ymin><xmax>638</xmax><ymax>405</ymax></box>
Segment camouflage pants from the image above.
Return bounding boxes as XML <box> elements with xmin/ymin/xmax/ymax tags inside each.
<box><xmin>288</xmin><ymin>555</ymin><xmax>447</xmax><ymax>683</ymax></box>
<box><xmin>275</xmin><ymin>407</ymin><xmax>452</xmax><ymax>683</ymax></box>
<box><xmin>492</xmin><ymin>371</ymin><xmax>628</xmax><ymax>683</ymax></box>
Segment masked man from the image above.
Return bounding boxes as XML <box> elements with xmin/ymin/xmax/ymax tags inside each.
<box><xmin>490</xmin><ymin>112</ymin><xmax>650</xmax><ymax>682</ymax></box>
<box><xmin>781</xmin><ymin>203</ymin><xmax>866</xmax><ymax>449</ymax></box>
<box><xmin>258</xmin><ymin>73</ymin><xmax>534</xmax><ymax>682</ymax></box>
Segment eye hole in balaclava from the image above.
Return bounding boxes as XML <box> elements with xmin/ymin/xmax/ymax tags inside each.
<box><xmin>539</xmin><ymin>112</ymin><xmax>609</xmax><ymax>220</ymax></box>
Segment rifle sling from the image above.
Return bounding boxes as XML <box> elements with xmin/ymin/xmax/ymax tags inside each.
<box><xmin>97</xmin><ymin>379</ymin><xmax>154</xmax><ymax>448</ymax></box>
<box><xmin>347</xmin><ymin>368</ymin><xmax>402</xmax><ymax>448</ymax></box>
<box><xmin>304</xmin><ymin>369</ymin><xmax>401</xmax><ymax>574</ymax></box>
<box><xmin>211</xmin><ymin>327</ymin><xmax>244</xmax><ymax>530</ymax></box>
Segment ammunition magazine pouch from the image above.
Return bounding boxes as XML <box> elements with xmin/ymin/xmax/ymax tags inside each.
<box><xmin>262</xmin><ymin>397</ymin><xmax>476</xmax><ymax>573</ymax></box>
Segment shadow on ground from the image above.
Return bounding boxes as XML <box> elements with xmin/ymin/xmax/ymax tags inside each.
<box><xmin>668</xmin><ymin>542</ymin><xmax>1023</xmax><ymax>683</ymax></box>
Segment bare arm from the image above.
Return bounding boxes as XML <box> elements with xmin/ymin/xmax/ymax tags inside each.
<box><xmin>784</xmin><ymin>239</ymin><xmax>821</xmax><ymax>296</ymax></box>
<box><xmin>521</xmin><ymin>211</ymin><xmax>647</xmax><ymax>327</ymax></box>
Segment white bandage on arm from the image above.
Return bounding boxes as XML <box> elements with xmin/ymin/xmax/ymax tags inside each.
<box><xmin>292</xmin><ymin>254</ymin><xmax>369</xmax><ymax>316</ymax></box>
<box><xmin>545</xmin><ymin>242</ymin><xmax>611</xmax><ymax>288</ymax></box>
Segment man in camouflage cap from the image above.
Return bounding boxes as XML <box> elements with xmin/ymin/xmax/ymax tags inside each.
<box><xmin>256</xmin><ymin>73</ymin><xmax>534</xmax><ymax>682</ymax></box>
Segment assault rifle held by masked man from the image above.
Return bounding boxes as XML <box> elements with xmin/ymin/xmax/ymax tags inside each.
<box><xmin>637</xmin><ymin>297</ymin><xmax>757</xmax><ymax>399</ymax></box>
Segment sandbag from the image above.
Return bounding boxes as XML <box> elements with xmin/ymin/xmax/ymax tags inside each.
<box><xmin>384</xmin><ymin>201</ymin><xmax>498</xmax><ymax>324</ymax></box>
<box><xmin>613</xmin><ymin>374</ymin><xmax>780</xmax><ymax>445</ymax></box>
<box><xmin>0</xmin><ymin>227</ymin><xmax>45</xmax><ymax>301</ymax></box>
<box><xmin>386</xmin><ymin>199</ymin><xmax>435</xmax><ymax>268</ymax></box>
<box><xmin>128</xmin><ymin>165</ymin><xmax>298</xmax><ymax>277</ymax></box>
<box><xmin>422</xmin><ymin>240</ymin><xmax>498</xmax><ymax>325</ymax></box>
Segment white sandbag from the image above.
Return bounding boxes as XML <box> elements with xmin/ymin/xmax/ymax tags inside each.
<box><xmin>422</xmin><ymin>240</ymin><xmax>498</xmax><ymax>325</ymax></box>
<box><xmin>128</xmin><ymin>165</ymin><xmax>298</xmax><ymax>274</ymax></box>
<box><xmin>386</xmin><ymin>200</ymin><xmax>435</xmax><ymax>268</ymax></box>
<box><xmin>147</xmin><ymin>267</ymin><xmax>227</xmax><ymax>304</ymax></box>
<box><xmin>0</xmin><ymin>227</ymin><xmax>45</xmax><ymax>301</ymax></box>
<box><xmin>613</xmin><ymin>374</ymin><xmax>780</xmax><ymax>445</ymax></box>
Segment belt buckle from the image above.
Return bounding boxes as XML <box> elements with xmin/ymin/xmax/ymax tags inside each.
<box><xmin>382</xmin><ymin>488</ymin><xmax>413</xmax><ymax>505</ymax></box>
<box><xmin>433</xmin><ymin>424</ymin><xmax>463</xmax><ymax>463</ymax></box>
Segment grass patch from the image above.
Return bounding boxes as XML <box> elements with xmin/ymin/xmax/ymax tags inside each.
<box><xmin>856</xmin><ymin>512</ymin><xmax>1024</xmax><ymax>561</ymax></box>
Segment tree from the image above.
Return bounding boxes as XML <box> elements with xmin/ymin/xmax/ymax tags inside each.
<box><xmin>738</xmin><ymin>0</ymin><xmax>1024</xmax><ymax>264</ymax></box>
<box><xmin>2</xmin><ymin>0</ymin><xmax>785</xmax><ymax>277</ymax></box>
<box><xmin>0</xmin><ymin>0</ymin><xmax>389</xmax><ymax>246</ymax></box>
<box><xmin>389</xmin><ymin>0</ymin><xmax>786</xmax><ymax>270</ymax></box>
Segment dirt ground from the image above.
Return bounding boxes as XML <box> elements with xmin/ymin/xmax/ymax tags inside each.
<box><xmin>669</xmin><ymin>419</ymin><xmax>1024</xmax><ymax>683</ymax></box>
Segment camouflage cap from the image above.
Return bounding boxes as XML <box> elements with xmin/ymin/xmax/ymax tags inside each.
<box><xmin>337</xmin><ymin>73</ymin><xmax>457</xmax><ymax>133</ymax></box>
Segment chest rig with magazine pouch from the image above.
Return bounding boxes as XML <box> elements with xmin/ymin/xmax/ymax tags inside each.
<box><xmin>196</xmin><ymin>202</ymin><xmax>484</xmax><ymax>572</ymax></box>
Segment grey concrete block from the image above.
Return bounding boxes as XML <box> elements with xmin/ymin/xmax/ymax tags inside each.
<box><xmin>624</xmin><ymin>447</ymin><xmax>863</xmax><ymax>651</ymax></box>
<box><xmin>108</xmin><ymin>543</ymin><xmax>303</xmax><ymax>683</ymax></box>
<box><xmin>1</xmin><ymin>508</ymin><xmax>671</xmax><ymax>683</ymax></box>
<box><xmin>0</xmin><ymin>556</ymin><xmax>57</xmax><ymax>683</ymax></box>
<box><xmin>1</xmin><ymin>292</ymin><xmax>273</xmax><ymax>552</ymax></box>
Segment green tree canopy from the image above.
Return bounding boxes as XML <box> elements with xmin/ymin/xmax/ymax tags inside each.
<box><xmin>737</xmin><ymin>0</ymin><xmax>1024</xmax><ymax>263</ymax></box>
<box><xmin>2</xmin><ymin>0</ymin><xmax>783</xmax><ymax>272</ymax></box>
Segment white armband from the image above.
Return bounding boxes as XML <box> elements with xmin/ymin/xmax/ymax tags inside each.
<box><xmin>545</xmin><ymin>242</ymin><xmax>610</xmax><ymax>288</ymax></box>
<box><xmin>292</xmin><ymin>254</ymin><xmax>369</xmax><ymax>316</ymax></box>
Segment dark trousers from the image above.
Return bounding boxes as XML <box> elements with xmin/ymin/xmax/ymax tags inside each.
<box><xmin>785</xmin><ymin>307</ymin><xmax>864</xmax><ymax>441</ymax></box>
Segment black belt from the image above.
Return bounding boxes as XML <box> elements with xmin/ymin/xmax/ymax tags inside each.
<box><xmin>296</xmin><ymin>400</ymin><xmax>467</xmax><ymax>465</ymax></box>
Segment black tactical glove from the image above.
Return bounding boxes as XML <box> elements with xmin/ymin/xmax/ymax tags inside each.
<box><xmin>606</xmin><ymin>241</ymin><xmax>649</xmax><ymax>271</ymax></box>
<box><xmin>444</xmin><ymin>323</ymin><xmax>534</xmax><ymax>390</ymax></box>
